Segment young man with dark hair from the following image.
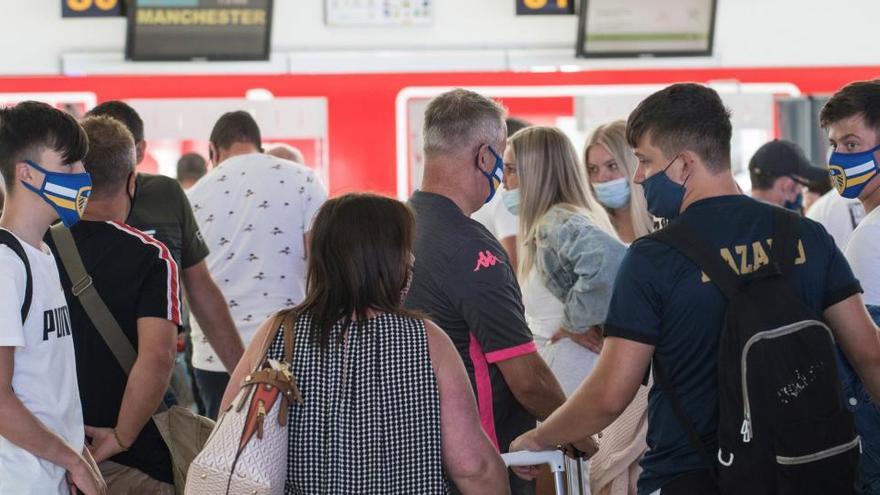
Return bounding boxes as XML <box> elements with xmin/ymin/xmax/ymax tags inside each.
<box><xmin>0</xmin><ymin>102</ymin><xmax>105</xmax><ymax>494</ymax></box>
<box><xmin>85</xmin><ymin>101</ymin><xmax>244</xmax><ymax>418</ymax></box>
<box><xmin>821</xmin><ymin>79</ymin><xmax>880</xmax><ymax>306</ymax></box>
<box><xmin>45</xmin><ymin>116</ymin><xmax>179</xmax><ymax>493</ymax></box>
<box><xmin>821</xmin><ymin>78</ymin><xmax>880</xmax><ymax>494</ymax></box>
<box><xmin>511</xmin><ymin>83</ymin><xmax>880</xmax><ymax>495</ymax></box>
<box><xmin>187</xmin><ymin>110</ymin><xmax>326</xmax><ymax>418</ymax></box>
<box><xmin>748</xmin><ymin>139</ymin><xmax>828</xmax><ymax>212</ymax></box>
<box><xmin>207</xmin><ymin>110</ymin><xmax>263</xmax><ymax>157</ymax></box>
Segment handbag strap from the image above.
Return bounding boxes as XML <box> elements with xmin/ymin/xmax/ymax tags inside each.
<box><xmin>254</xmin><ymin>310</ymin><xmax>298</xmax><ymax>371</ymax></box>
<box><xmin>50</xmin><ymin>224</ymin><xmax>169</xmax><ymax>414</ymax></box>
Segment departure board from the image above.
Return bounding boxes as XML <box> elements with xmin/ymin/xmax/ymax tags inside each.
<box><xmin>126</xmin><ymin>0</ymin><xmax>273</xmax><ymax>61</ymax></box>
<box><xmin>578</xmin><ymin>0</ymin><xmax>716</xmax><ymax>58</ymax></box>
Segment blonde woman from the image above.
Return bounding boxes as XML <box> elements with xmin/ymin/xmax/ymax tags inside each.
<box><xmin>500</xmin><ymin>126</ymin><xmax>624</xmax><ymax>397</ymax></box>
<box><xmin>585</xmin><ymin>120</ymin><xmax>654</xmax><ymax>244</ymax></box>
<box><xmin>584</xmin><ymin>121</ymin><xmax>652</xmax><ymax>495</ymax></box>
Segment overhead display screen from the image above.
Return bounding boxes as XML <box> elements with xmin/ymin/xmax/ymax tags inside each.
<box><xmin>126</xmin><ymin>0</ymin><xmax>273</xmax><ymax>61</ymax></box>
<box><xmin>577</xmin><ymin>0</ymin><xmax>716</xmax><ymax>58</ymax></box>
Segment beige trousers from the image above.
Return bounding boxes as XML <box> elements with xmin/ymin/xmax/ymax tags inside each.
<box><xmin>99</xmin><ymin>460</ymin><xmax>175</xmax><ymax>495</ymax></box>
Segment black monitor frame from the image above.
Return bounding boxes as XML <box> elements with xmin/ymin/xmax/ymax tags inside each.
<box><xmin>125</xmin><ymin>0</ymin><xmax>274</xmax><ymax>62</ymax></box>
<box><xmin>576</xmin><ymin>0</ymin><xmax>717</xmax><ymax>59</ymax></box>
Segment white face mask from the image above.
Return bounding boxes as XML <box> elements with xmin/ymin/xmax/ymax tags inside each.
<box><xmin>592</xmin><ymin>177</ymin><xmax>631</xmax><ymax>209</ymax></box>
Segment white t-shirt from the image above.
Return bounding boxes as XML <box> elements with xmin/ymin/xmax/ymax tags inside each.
<box><xmin>806</xmin><ymin>190</ymin><xmax>865</xmax><ymax>250</ymax></box>
<box><xmin>0</xmin><ymin>230</ymin><xmax>84</xmax><ymax>494</ymax></box>
<box><xmin>845</xmin><ymin>206</ymin><xmax>880</xmax><ymax>306</ymax></box>
<box><xmin>471</xmin><ymin>193</ymin><xmax>518</xmax><ymax>240</ymax></box>
<box><xmin>187</xmin><ymin>154</ymin><xmax>327</xmax><ymax>372</ymax></box>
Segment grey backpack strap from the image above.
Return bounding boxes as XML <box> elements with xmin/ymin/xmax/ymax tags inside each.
<box><xmin>50</xmin><ymin>224</ymin><xmax>138</xmax><ymax>372</ymax></box>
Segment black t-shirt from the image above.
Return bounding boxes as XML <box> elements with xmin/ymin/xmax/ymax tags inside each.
<box><xmin>129</xmin><ymin>173</ymin><xmax>209</xmax><ymax>270</ymax></box>
<box><xmin>128</xmin><ymin>173</ymin><xmax>208</xmax><ymax>331</ymax></box>
<box><xmin>405</xmin><ymin>191</ymin><xmax>537</xmax><ymax>455</ymax></box>
<box><xmin>46</xmin><ymin>220</ymin><xmax>182</xmax><ymax>484</ymax></box>
<box><xmin>604</xmin><ymin>195</ymin><xmax>861</xmax><ymax>495</ymax></box>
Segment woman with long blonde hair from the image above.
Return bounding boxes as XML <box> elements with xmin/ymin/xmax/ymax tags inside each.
<box><xmin>583</xmin><ymin>121</ymin><xmax>652</xmax><ymax>495</ymax></box>
<box><xmin>500</xmin><ymin>126</ymin><xmax>624</xmax><ymax>397</ymax></box>
<box><xmin>585</xmin><ymin>120</ymin><xmax>654</xmax><ymax>244</ymax></box>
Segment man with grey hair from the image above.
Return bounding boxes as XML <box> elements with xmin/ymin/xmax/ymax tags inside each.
<box><xmin>265</xmin><ymin>143</ymin><xmax>305</xmax><ymax>165</ymax></box>
<box><xmin>405</xmin><ymin>89</ymin><xmax>567</xmax><ymax>495</ymax></box>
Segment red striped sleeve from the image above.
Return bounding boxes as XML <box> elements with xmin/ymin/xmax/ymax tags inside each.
<box><xmin>107</xmin><ymin>221</ymin><xmax>182</xmax><ymax>325</ymax></box>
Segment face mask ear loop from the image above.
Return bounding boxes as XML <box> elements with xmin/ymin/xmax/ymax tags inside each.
<box><xmin>668</xmin><ymin>155</ymin><xmax>689</xmax><ymax>188</ymax></box>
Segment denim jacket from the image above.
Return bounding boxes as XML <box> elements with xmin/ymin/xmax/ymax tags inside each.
<box><xmin>534</xmin><ymin>205</ymin><xmax>626</xmax><ymax>333</ymax></box>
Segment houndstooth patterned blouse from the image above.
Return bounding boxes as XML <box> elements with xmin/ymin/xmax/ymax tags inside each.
<box><xmin>266</xmin><ymin>312</ymin><xmax>450</xmax><ymax>494</ymax></box>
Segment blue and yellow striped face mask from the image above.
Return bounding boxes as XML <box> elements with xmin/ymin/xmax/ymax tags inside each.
<box><xmin>828</xmin><ymin>143</ymin><xmax>880</xmax><ymax>199</ymax></box>
<box><xmin>480</xmin><ymin>145</ymin><xmax>505</xmax><ymax>205</ymax></box>
<box><xmin>21</xmin><ymin>159</ymin><xmax>92</xmax><ymax>227</ymax></box>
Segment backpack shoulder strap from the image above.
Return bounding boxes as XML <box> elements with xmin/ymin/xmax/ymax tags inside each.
<box><xmin>0</xmin><ymin>230</ymin><xmax>33</xmax><ymax>324</ymax></box>
<box><xmin>50</xmin><ymin>224</ymin><xmax>173</xmax><ymax>414</ymax></box>
<box><xmin>772</xmin><ymin>207</ymin><xmax>800</xmax><ymax>277</ymax></box>
<box><xmin>653</xmin><ymin>356</ymin><xmax>719</xmax><ymax>483</ymax></box>
<box><xmin>645</xmin><ymin>220</ymin><xmax>740</xmax><ymax>299</ymax></box>
<box><xmin>49</xmin><ymin>224</ymin><xmax>138</xmax><ymax>373</ymax></box>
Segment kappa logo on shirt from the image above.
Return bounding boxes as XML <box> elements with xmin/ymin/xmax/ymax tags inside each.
<box><xmin>473</xmin><ymin>250</ymin><xmax>502</xmax><ymax>272</ymax></box>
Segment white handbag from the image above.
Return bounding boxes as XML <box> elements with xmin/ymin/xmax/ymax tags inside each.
<box><xmin>185</xmin><ymin>312</ymin><xmax>302</xmax><ymax>495</ymax></box>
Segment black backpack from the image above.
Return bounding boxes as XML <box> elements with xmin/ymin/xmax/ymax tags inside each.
<box><xmin>0</xmin><ymin>229</ymin><xmax>32</xmax><ymax>323</ymax></box>
<box><xmin>646</xmin><ymin>207</ymin><xmax>859</xmax><ymax>495</ymax></box>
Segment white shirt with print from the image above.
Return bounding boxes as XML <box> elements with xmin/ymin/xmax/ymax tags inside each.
<box><xmin>0</xmin><ymin>230</ymin><xmax>84</xmax><ymax>494</ymax></box>
<box><xmin>187</xmin><ymin>154</ymin><xmax>327</xmax><ymax>372</ymax></box>
<box><xmin>845</xmin><ymin>206</ymin><xmax>880</xmax><ymax>306</ymax></box>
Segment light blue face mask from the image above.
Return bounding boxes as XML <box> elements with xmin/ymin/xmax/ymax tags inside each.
<box><xmin>501</xmin><ymin>187</ymin><xmax>520</xmax><ymax>215</ymax></box>
<box><xmin>592</xmin><ymin>177</ymin><xmax>631</xmax><ymax>209</ymax></box>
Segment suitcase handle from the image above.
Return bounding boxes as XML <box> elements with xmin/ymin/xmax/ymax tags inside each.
<box><xmin>502</xmin><ymin>450</ymin><xmax>586</xmax><ymax>495</ymax></box>
<box><xmin>502</xmin><ymin>450</ymin><xmax>566</xmax><ymax>472</ymax></box>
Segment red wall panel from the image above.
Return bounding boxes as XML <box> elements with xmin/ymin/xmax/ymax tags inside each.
<box><xmin>1</xmin><ymin>66</ymin><xmax>878</xmax><ymax>196</ymax></box>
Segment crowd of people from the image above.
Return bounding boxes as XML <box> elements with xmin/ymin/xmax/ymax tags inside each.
<box><xmin>0</xmin><ymin>79</ymin><xmax>879</xmax><ymax>495</ymax></box>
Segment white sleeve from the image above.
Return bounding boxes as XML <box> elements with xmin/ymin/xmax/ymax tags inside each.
<box><xmin>0</xmin><ymin>247</ymin><xmax>27</xmax><ymax>347</ymax></box>
<box><xmin>806</xmin><ymin>196</ymin><xmax>855</xmax><ymax>250</ymax></box>
<box><xmin>844</xmin><ymin>219</ymin><xmax>880</xmax><ymax>306</ymax></box>
<box><xmin>493</xmin><ymin>199</ymin><xmax>519</xmax><ymax>239</ymax></box>
<box><xmin>302</xmin><ymin>170</ymin><xmax>328</xmax><ymax>233</ymax></box>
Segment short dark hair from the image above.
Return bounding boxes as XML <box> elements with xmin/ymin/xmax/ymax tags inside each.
<box><xmin>79</xmin><ymin>116</ymin><xmax>135</xmax><ymax>198</ymax></box>
<box><xmin>295</xmin><ymin>193</ymin><xmax>419</xmax><ymax>348</ymax></box>
<box><xmin>0</xmin><ymin>101</ymin><xmax>88</xmax><ymax>190</ymax></box>
<box><xmin>176</xmin><ymin>152</ymin><xmax>207</xmax><ymax>183</ymax></box>
<box><xmin>749</xmin><ymin>169</ymin><xmax>778</xmax><ymax>190</ymax></box>
<box><xmin>86</xmin><ymin>101</ymin><xmax>145</xmax><ymax>143</ymax></box>
<box><xmin>820</xmin><ymin>79</ymin><xmax>880</xmax><ymax>134</ymax></box>
<box><xmin>626</xmin><ymin>83</ymin><xmax>732</xmax><ymax>172</ymax></box>
<box><xmin>209</xmin><ymin>111</ymin><xmax>262</xmax><ymax>151</ymax></box>
<box><xmin>506</xmin><ymin>117</ymin><xmax>532</xmax><ymax>137</ymax></box>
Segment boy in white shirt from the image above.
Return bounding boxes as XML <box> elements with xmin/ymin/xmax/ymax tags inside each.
<box><xmin>0</xmin><ymin>101</ymin><xmax>105</xmax><ymax>494</ymax></box>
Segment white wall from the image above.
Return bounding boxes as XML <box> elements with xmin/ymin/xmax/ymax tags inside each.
<box><xmin>1</xmin><ymin>0</ymin><xmax>878</xmax><ymax>75</ymax></box>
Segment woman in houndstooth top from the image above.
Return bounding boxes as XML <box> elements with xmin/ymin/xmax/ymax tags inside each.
<box><xmin>220</xmin><ymin>193</ymin><xmax>509</xmax><ymax>494</ymax></box>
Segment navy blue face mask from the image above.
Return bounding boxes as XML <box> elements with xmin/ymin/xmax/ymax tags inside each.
<box><xmin>784</xmin><ymin>190</ymin><xmax>803</xmax><ymax>212</ymax></box>
<box><xmin>641</xmin><ymin>155</ymin><xmax>687</xmax><ymax>219</ymax></box>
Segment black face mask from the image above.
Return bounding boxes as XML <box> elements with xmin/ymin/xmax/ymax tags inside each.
<box><xmin>125</xmin><ymin>172</ymin><xmax>139</xmax><ymax>224</ymax></box>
